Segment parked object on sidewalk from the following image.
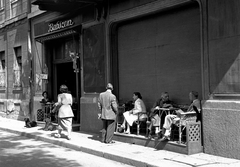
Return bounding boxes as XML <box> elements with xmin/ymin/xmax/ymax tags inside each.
<box><xmin>42</xmin><ymin>117</ymin><xmax>57</xmax><ymax>131</ymax></box>
<box><xmin>24</xmin><ymin>118</ymin><xmax>37</xmax><ymax>128</ymax></box>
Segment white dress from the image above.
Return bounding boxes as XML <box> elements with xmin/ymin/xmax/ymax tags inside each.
<box><xmin>123</xmin><ymin>98</ymin><xmax>147</xmax><ymax>126</ymax></box>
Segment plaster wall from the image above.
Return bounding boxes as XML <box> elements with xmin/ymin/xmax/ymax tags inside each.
<box><xmin>202</xmin><ymin>100</ymin><xmax>240</xmax><ymax>159</ymax></box>
<box><xmin>80</xmin><ymin>95</ymin><xmax>102</xmax><ymax>133</ymax></box>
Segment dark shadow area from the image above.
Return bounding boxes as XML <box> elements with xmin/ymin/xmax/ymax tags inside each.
<box><xmin>87</xmin><ymin>132</ymin><xmax>102</xmax><ymax>143</ymax></box>
<box><xmin>154</xmin><ymin>139</ymin><xmax>168</xmax><ymax>150</ymax></box>
<box><xmin>0</xmin><ymin>131</ymin><xmax>82</xmax><ymax>167</ymax></box>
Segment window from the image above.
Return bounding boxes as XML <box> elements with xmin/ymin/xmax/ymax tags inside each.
<box><xmin>0</xmin><ymin>0</ymin><xmax>5</xmax><ymax>22</ymax></box>
<box><xmin>83</xmin><ymin>24</ymin><xmax>105</xmax><ymax>93</ymax></box>
<box><xmin>10</xmin><ymin>0</ymin><xmax>20</xmax><ymax>18</ymax></box>
<box><xmin>0</xmin><ymin>0</ymin><xmax>4</xmax><ymax>9</ymax></box>
<box><xmin>0</xmin><ymin>51</ymin><xmax>5</xmax><ymax>88</ymax></box>
<box><xmin>13</xmin><ymin>46</ymin><xmax>21</xmax><ymax>88</ymax></box>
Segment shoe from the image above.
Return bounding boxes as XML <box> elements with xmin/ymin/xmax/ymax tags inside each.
<box><xmin>147</xmin><ymin>134</ymin><xmax>153</xmax><ymax>139</ymax></box>
<box><xmin>105</xmin><ymin>140</ymin><xmax>115</xmax><ymax>144</ymax></box>
<box><xmin>159</xmin><ymin>135</ymin><xmax>170</xmax><ymax>142</ymax></box>
<box><xmin>124</xmin><ymin>131</ymin><xmax>130</xmax><ymax>134</ymax></box>
<box><xmin>120</xmin><ymin>124</ymin><xmax>125</xmax><ymax>129</ymax></box>
<box><xmin>66</xmin><ymin>136</ymin><xmax>71</xmax><ymax>140</ymax></box>
<box><xmin>156</xmin><ymin>132</ymin><xmax>162</xmax><ymax>139</ymax></box>
<box><xmin>54</xmin><ymin>133</ymin><xmax>61</xmax><ymax>138</ymax></box>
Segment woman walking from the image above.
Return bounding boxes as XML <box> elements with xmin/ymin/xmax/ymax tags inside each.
<box><xmin>54</xmin><ymin>85</ymin><xmax>74</xmax><ymax>140</ymax></box>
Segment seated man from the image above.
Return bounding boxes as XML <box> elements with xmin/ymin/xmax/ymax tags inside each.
<box><xmin>147</xmin><ymin>92</ymin><xmax>178</xmax><ymax>138</ymax></box>
<box><xmin>160</xmin><ymin>91</ymin><xmax>201</xmax><ymax>141</ymax></box>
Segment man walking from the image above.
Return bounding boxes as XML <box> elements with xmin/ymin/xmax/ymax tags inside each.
<box><xmin>98</xmin><ymin>83</ymin><xmax>118</xmax><ymax>144</ymax></box>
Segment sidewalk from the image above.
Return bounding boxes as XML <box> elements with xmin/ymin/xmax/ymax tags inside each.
<box><xmin>0</xmin><ymin>117</ymin><xmax>240</xmax><ymax>167</ymax></box>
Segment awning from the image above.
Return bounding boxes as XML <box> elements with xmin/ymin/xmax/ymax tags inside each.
<box><xmin>35</xmin><ymin>29</ymin><xmax>78</xmax><ymax>43</ymax></box>
<box><xmin>32</xmin><ymin>0</ymin><xmax>103</xmax><ymax>12</ymax></box>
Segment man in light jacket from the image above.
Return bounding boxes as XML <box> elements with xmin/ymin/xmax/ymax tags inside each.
<box><xmin>98</xmin><ymin>83</ymin><xmax>118</xmax><ymax>144</ymax></box>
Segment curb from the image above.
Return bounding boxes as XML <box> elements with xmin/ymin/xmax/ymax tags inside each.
<box><xmin>0</xmin><ymin>126</ymin><xmax>157</xmax><ymax>167</ymax></box>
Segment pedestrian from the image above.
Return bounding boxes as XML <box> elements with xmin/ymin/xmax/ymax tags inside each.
<box><xmin>98</xmin><ymin>83</ymin><xmax>118</xmax><ymax>144</ymax></box>
<box><xmin>54</xmin><ymin>85</ymin><xmax>74</xmax><ymax>140</ymax></box>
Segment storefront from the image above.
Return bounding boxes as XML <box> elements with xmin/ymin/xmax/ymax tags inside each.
<box><xmin>29</xmin><ymin>2</ymin><xmax>106</xmax><ymax>132</ymax></box>
<box><xmin>30</xmin><ymin>0</ymin><xmax>240</xmax><ymax>159</ymax></box>
<box><xmin>30</xmin><ymin>12</ymin><xmax>86</xmax><ymax>128</ymax></box>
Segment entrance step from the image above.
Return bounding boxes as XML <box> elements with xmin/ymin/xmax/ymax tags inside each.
<box><xmin>113</xmin><ymin>132</ymin><xmax>202</xmax><ymax>155</ymax></box>
<box><xmin>72</xmin><ymin>123</ymin><xmax>80</xmax><ymax>131</ymax></box>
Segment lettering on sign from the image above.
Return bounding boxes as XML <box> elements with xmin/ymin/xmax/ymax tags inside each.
<box><xmin>48</xmin><ymin>19</ymin><xmax>74</xmax><ymax>33</ymax></box>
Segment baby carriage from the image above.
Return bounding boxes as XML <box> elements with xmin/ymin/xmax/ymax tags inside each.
<box><xmin>38</xmin><ymin>102</ymin><xmax>58</xmax><ymax>131</ymax></box>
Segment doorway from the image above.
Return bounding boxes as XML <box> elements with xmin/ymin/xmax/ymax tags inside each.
<box><xmin>55</xmin><ymin>62</ymin><xmax>80</xmax><ymax>124</ymax></box>
<box><xmin>46</xmin><ymin>34</ymin><xmax>81</xmax><ymax>126</ymax></box>
<box><xmin>56</xmin><ymin>62</ymin><xmax>76</xmax><ymax>97</ymax></box>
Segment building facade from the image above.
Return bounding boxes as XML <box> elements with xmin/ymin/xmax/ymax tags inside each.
<box><xmin>0</xmin><ymin>0</ymin><xmax>236</xmax><ymax>160</ymax></box>
<box><xmin>0</xmin><ymin>0</ymin><xmax>30</xmax><ymax>120</ymax></box>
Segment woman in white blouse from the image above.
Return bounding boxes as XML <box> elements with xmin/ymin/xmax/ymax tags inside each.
<box><xmin>54</xmin><ymin>85</ymin><xmax>74</xmax><ymax>140</ymax></box>
<box><xmin>122</xmin><ymin>92</ymin><xmax>147</xmax><ymax>134</ymax></box>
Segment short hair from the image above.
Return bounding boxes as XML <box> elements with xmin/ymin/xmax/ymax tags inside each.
<box><xmin>42</xmin><ymin>91</ymin><xmax>48</xmax><ymax>97</ymax></box>
<box><xmin>60</xmin><ymin>85</ymin><xmax>68</xmax><ymax>93</ymax></box>
<box><xmin>190</xmin><ymin>91</ymin><xmax>198</xmax><ymax>98</ymax></box>
<box><xmin>134</xmin><ymin>92</ymin><xmax>142</xmax><ymax>99</ymax></box>
<box><xmin>106</xmin><ymin>83</ymin><xmax>113</xmax><ymax>90</ymax></box>
<box><xmin>161</xmin><ymin>92</ymin><xmax>169</xmax><ymax>98</ymax></box>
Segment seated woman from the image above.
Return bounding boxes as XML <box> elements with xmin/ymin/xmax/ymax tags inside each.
<box><xmin>40</xmin><ymin>91</ymin><xmax>53</xmax><ymax>120</ymax></box>
<box><xmin>121</xmin><ymin>92</ymin><xmax>148</xmax><ymax>134</ymax></box>
<box><xmin>41</xmin><ymin>91</ymin><xmax>51</xmax><ymax>103</ymax></box>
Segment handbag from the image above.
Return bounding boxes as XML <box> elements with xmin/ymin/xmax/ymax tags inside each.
<box><xmin>51</xmin><ymin>104</ymin><xmax>61</xmax><ymax>114</ymax></box>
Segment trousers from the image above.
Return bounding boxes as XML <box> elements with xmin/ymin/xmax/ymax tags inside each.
<box><xmin>163</xmin><ymin>114</ymin><xmax>178</xmax><ymax>130</ymax></box>
<box><xmin>101</xmin><ymin>119</ymin><xmax>115</xmax><ymax>143</ymax></box>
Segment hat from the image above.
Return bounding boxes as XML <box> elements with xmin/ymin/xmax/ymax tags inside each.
<box><xmin>106</xmin><ymin>83</ymin><xmax>113</xmax><ymax>90</ymax></box>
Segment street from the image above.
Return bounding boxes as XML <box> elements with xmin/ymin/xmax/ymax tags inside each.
<box><xmin>0</xmin><ymin>130</ymin><xmax>134</xmax><ymax>167</ymax></box>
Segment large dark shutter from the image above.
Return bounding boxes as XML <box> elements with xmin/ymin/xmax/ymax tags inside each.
<box><xmin>83</xmin><ymin>23</ymin><xmax>105</xmax><ymax>93</ymax></box>
<box><xmin>117</xmin><ymin>4</ymin><xmax>201</xmax><ymax>108</ymax></box>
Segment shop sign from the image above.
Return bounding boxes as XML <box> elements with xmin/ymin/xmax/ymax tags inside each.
<box><xmin>48</xmin><ymin>19</ymin><xmax>74</xmax><ymax>33</ymax></box>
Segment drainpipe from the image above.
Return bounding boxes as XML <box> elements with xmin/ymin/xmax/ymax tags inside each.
<box><xmin>27</xmin><ymin>0</ymin><xmax>34</xmax><ymax>120</ymax></box>
<box><xmin>6</xmin><ymin>27</ymin><xmax>8</xmax><ymax>114</ymax></box>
